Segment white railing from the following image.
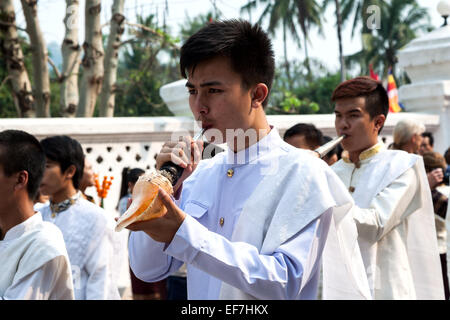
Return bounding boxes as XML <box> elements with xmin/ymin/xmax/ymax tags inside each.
<box><xmin>0</xmin><ymin>113</ymin><xmax>441</xmax><ymax>212</ymax></box>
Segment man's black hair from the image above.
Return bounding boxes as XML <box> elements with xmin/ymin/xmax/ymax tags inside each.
<box><xmin>180</xmin><ymin>19</ymin><xmax>275</xmax><ymax>107</ymax></box>
<box><xmin>40</xmin><ymin>135</ymin><xmax>85</xmax><ymax>189</ymax></box>
<box><xmin>421</xmin><ymin>131</ymin><xmax>434</xmax><ymax>147</ymax></box>
<box><xmin>283</xmin><ymin>123</ymin><xmax>323</xmax><ymax>149</ymax></box>
<box><xmin>0</xmin><ymin>130</ymin><xmax>45</xmax><ymax>200</ymax></box>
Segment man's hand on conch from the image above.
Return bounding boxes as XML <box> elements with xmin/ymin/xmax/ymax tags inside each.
<box><xmin>125</xmin><ymin>188</ymin><xmax>186</xmax><ymax>244</ymax></box>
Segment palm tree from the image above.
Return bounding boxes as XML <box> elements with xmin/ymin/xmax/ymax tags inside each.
<box><xmin>346</xmin><ymin>0</ymin><xmax>430</xmax><ymax>80</ymax></box>
<box><xmin>340</xmin><ymin>0</ymin><xmax>385</xmax><ymax>38</ymax></box>
<box><xmin>323</xmin><ymin>0</ymin><xmax>346</xmax><ymax>82</ymax></box>
<box><xmin>241</xmin><ymin>0</ymin><xmax>323</xmax><ymax>84</ymax></box>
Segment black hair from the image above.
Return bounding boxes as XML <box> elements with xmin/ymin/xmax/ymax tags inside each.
<box><xmin>180</xmin><ymin>19</ymin><xmax>275</xmax><ymax>107</ymax></box>
<box><xmin>40</xmin><ymin>135</ymin><xmax>85</xmax><ymax>189</ymax></box>
<box><xmin>283</xmin><ymin>123</ymin><xmax>323</xmax><ymax>149</ymax></box>
<box><xmin>421</xmin><ymin>131</ymin><xmax>434</xmax><ymax>147</ymax></box>
<box><xmin>0</xmin><ymin>130</ymin><xmax>45</xmax><ymax>200</ymax></box>
<box><xmin>118</xmin><ymin>167</ymin><xmax>145</xmax><ymax>201</ymax></box>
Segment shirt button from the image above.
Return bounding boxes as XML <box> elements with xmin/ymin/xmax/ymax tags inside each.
<box><xmin>219</xmin><ymin>217</ymin><xmax>225</xmax><ymax>227</ymax></box>
<box><xmin>227</xmin><ymin>169</ymin><xmax>234</xmax><ymax>177</ymax></box>
<box><xmin>349</xmin><ymin>186</ymin><xmax>355</xmax><ymax>193</ymax></box>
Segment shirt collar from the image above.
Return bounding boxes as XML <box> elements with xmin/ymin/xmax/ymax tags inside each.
<box><xmin>342</xmin><ymin>141</ymin><xmax>385</xmax><ymax>164</ymax></box>
<box><xmin>50</xmin><ymin>191</ymin><xmax>81</xmax><ymax>215</ymax></box>
<box><xmin>226</xmin><ymin>126</ymin><xmax>283</xmax><ymax>167</ymax></box>
<box><xmin>2</xmin><ymin>212</ymin><xmax>43</xmax><ymax>242</ymax></box>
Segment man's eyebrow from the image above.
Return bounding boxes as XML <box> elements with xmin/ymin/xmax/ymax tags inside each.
<box><xmin>335</xmin><ymin>108</ymin><xmax>362</xmax><ymax>114</ymax></box>
<box><xmin>185</xmin><ymin>81</ymin><xmax>223</xmax><ymax>88</ymax></box>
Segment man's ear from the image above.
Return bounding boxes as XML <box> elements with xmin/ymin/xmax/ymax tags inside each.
<box><xmin>15</xmin><ymin>170</ymin><xmax>29</xmax><ymax>192</ymax></box>
<box><xmin>251</xmin><ymin>83</ymin><xmax>269</xmax><ymax>109</ymax></box>
<box><xmin>374</xmin><ymin>114</ymin><xmax>386</xmax><ymax>133</ymax></box>
<box><xmin>64</xmin><ymin>164</ymin><xmax>77</xmax><ymax>180</ymax></box>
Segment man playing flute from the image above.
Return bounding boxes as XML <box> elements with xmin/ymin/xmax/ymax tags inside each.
<box><xmin>328</xmin><ymin>76</ymin><xmax>444</xmax><ymax>299</ymax></box>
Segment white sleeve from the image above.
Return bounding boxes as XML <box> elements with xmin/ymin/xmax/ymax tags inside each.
<box><xmin>352</xmin><ymin>167</ymin><xmax>419</xmax><ymax>242</ymax></box>
<box><xmin>1</xmin><ymin>256</ymin><xmax>74</xmax><ymax>300</ymax></box>
<box><xmin>165</xmin><ymin>209</ymin><xmax>332</xmax><ymax>299</ymax></box>
<box><xmin>83</xmin><ymin>225</ymin><xmax>120</xmax><ymax>300</ymax></box>
<box><xmin>128</xmin><ymin>230</ymin><xmax>184</xmax><ymax>282</ymax></box>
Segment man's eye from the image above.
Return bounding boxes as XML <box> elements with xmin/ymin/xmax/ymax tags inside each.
<box><xmin>188</xmin><ymin>89</ymin><xmax>197</xmax><ymax>95</ymax></box>
<box><xmin>209</xmin><ymin>88</ymin><xmax>222</xmax><ymax>93</ymax></box>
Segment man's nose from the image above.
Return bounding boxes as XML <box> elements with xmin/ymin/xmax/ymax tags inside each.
<box><xmin>191</xmin><ymin>93</ymin><xmax>209</xmax><ymax>114</ymax></box>
<box><xmin>336</xmin><ymin>117</ymin><xmax>349</xmax><ymax>132</ymax></box>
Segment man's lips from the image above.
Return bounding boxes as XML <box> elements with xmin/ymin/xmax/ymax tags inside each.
<box><xmin>201</xmin><ymin>123</ymin><xmax>213</xmax><ymax>130</ymax></box>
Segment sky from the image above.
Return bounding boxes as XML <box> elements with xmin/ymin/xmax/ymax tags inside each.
<box><xmin>12</xmin><ymin>0</ymin><xmax>445</xmax><ymax>72</ymax></box>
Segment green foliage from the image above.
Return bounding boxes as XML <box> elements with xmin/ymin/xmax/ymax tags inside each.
<box><xmin>113</xmin><ymin>14</ymin><xmax>179</xmax><ymax>117</ymax></box>
<box><xmin>267</xmin><ymin>90</ymin><xmax>319</xmax><ymax>115</ymax></box>
<box><xmin>294</xmin><ymin>71</ymin><xmax>342</xmax><ymax>114</ymax></box>
<box><xmin>345</xmin><ymin>0</ymin><xmax>431</xmax><ymax>79</ymax></box>
<box><xmin>268</xmin><ymin>58</ymin><xmax>341</xmax><ymax>115</ymax></box>
<box><xmin>0</xmin><ymin>1</ymin><xmax>433</xmax><ymax>118</ymax></box>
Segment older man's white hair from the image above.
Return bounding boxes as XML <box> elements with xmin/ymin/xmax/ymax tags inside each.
<box><xmin>393</xmin><ymin>119</ymin><xmax>425</xmax><ymax>149</ymax></box>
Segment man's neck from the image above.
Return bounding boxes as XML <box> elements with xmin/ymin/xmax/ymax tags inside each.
<box><xmin>0</xmin><ymin>199</ymin><xmax>36</xmax><ymax>240</ymax></box>
<box><xmin>50</xmin><ymin>185</ymin><xmax>78</xmax><ymax>203</ymax></box>
<box><xmin>228</xmin><ymin>123</ymin><xmax>272</xmax><ymax>153</ymax></box>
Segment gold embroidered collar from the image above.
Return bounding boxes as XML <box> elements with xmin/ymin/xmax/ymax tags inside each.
<box><xmin>343</xmin><ymin>142</ymin><xmax>384</xmax><ymax>164</ymax></box>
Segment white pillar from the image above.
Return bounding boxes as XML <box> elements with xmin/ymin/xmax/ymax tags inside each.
<box><xmin>398</xmin><ymin>25</ymin><xmax>450</xmax><ymax>154</ymax></box>
<box><xmin>159</xmin><ymin>79</ymin><xmax>192</xmax><ymax>117</ymax></box>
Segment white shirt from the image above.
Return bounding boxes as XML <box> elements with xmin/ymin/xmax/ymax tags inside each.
<box><xmin>129</xmin><ymin>128</ymin><xmax>337</xmax><ymax>299</ymax></box>
<box><xmin>37</xmin><ymin>197</ymin><xmax>120</xmax><ymax>300</ymax></box>
<box><xmin>332</xmin><ymin>143</ymin><xmax>444</xmax><ymax>299</ymax></box>
<box><xmin>0</xmin><ymin>212</ymin><xmax>74</xmax><ymax>300</ymax></box>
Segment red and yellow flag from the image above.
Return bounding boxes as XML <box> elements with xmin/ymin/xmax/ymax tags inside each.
<box><xmin>387</xmin><ymin>68</ymin><xmax>402</xmax><ymax>113</ymax></box>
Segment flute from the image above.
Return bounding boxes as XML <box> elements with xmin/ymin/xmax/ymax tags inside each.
<box><xmin>314</xmin><ymin>135</ymin><xmax>346</xmax><ymax>158</ymax></box>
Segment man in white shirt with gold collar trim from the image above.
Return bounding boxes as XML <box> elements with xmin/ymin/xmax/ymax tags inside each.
<box><xmin>329</xmin><ymin>76</ymin><xmax>444</xmax><ymax>299</ymax></box>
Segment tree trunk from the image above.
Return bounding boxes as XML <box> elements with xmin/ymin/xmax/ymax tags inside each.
<box><xmin>0</xmin><ymin>0</ymin><xmax>35</xmax><ymax>117</ymax></box>
<box><xmin>335</xmin><ymin>0</ymin><xmax>346</xmax><ymax>82</ymax></box>
<box><xmin>303</xmin><ymin>36</ymin><xmax>312</xmax><ymax>81</ymax></box>
<box><xmin>77</xmin><ymin>0</ymin><xmax>104</xmax><ymax>117</ymax></box>
<box><xmin>282</xmin><ymin>21</ymin><xmax>292</xmax><ymax>91</ymax></box>
<box><xmin>20</xmin><ymin>0</ymin><xmax>50</xmax><ymax>117</ymax></box>
<box><xmin>99</xmin><ymin>0</ymin><xmax>125</xmax><ymax>117</ymax></box>
<box><xmin>61</xmin><ymin>0</ymin><xmax>81</xmax><ymax>117</ymax></box>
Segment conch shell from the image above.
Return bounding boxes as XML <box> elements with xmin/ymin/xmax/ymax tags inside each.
<box><xmin>115</xmin><ymin>171</ymin><xmax>173</xmax><ymax>232</ymax></box>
